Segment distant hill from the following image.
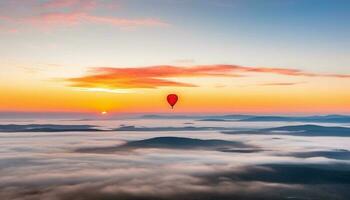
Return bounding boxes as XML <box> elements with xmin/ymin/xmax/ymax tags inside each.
<box><xmin>153</xmin><ymin>114</ymin><xmax>350</xmax><ymax>123</ymax></box>
<box><xmin>77</xmin><ymin>136</ymin><xmax>257</xmax><ymax>153</ymax></box>
<box><xmin>141</xmin><ymin>115</ymin><xmax>199</xmax><ymax>119</ymax></box>
<box><xmin>0</xmin><ymin>124</ymin><xmax>101</xmax><ymax>132</ymax></box>
<box><xmin>197</xmin><ymin>118</ymin><xmax>229</xmax><ymax>122</ymax></box>
<box><xmin>114</xmin><ymin>125</ymin><xmax>233</xmax><ymax>131</ymax></box>
<box><xmin>141</xmin><ymin>114</ymin><xmax>253</xmax><ymax>120</ymax></box>
<box><xmin>124</xmin><ymin>137</ymin><xmax>248</xmax><ymax>149</ymax></box>
<box><xmin>221</xmin><ymin>163</ymin><xmax>350</xmax><ymax>184</ymax></box>
<box><xmin>286</xmin><ymin>149</ymin><xmax>350</xmax><ymax>160</ymax></box>
<box><xmin>223</xmin><ymin>124</ymin><xmax>350</xmax><ymax>137</ymax></box>
<box><xmin>239</xmin><ymin>115</ymin><xmax>350</xmax><ymax>123</ymax></box>
<box><xmin>265</xmin><ymin>124</ymin><xmax>350</xmax><ymax>136</ymax></box>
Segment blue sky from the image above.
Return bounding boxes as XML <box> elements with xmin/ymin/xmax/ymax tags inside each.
<box><xmin>1</xmin><ymin>0</ymin><xmax>349</xmax><ymax>72</ymax></box>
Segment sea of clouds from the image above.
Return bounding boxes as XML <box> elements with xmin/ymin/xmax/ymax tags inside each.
<box><xmin>0</xmin><ymin>116</ymin><xmax>350</xmax><ymax>200</ymax></box>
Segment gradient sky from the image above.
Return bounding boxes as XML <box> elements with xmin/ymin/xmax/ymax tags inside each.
<box><xmin>1</xmin><ymin>0</ymin><xmax>350</xmax><ymax>114</ymax></box>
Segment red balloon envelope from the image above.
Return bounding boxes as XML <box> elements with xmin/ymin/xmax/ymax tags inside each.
<box><xmin>167</xmin><ymin>94</ymin><xmax>178</xmax><ymax>109</ymax></box>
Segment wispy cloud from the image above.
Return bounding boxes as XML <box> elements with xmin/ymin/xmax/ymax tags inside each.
<box><xmin>27</xmin><ymin>12</ymin><xmax>168</xmax><ymax>28</ymax></box>
<box><xmin>0</xmin><ymin>0</ymin><xmax>168</xmax><ymax>32</ymax></box>
<box><xmin>65</xmin><ymin>64</ymin><xmax>350</xmax><ymax>90</ymax></box>
<box><xmin>172</xmin><ymin>59</ymin><xmax>196</xmax><ymax>64</ymax></box>
<box><xmin>66</xmin><ymin>65</ymin><xmax>238</xmax><ymax>89</ymax></box>
<box><xmin>258</xmin><ymin>82</ymin><xmax>306</xmax><ymax>86</ymax></box>
<box><xmin>74</xmin><ymin>87</ymin><xmax>136</xmax><ymax>94</ymax></box>
<box><xmin>41</xmin><ymin>0</ymin><xmax>96</xmax><ymax>10</ymax></box>
<box><xmin>0</xmin><ymin>26</ymin><xmax>18</xmax><ymax>33</ymax></box>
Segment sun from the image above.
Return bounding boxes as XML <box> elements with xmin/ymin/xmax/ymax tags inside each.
<box><xmin>101</xmin><ymin>111</ymin><xmax>107</xmax><ymax>115</ymax></box>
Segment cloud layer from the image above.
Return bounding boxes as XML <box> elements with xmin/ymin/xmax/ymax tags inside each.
<box><xmin>66</xmin><ymin>64</ymin><xmax>350</xmax><ymax>89</ymax></box>
<box><xmin>1</xmin><ymin>117</ymin><xmax>350</xmax><ymax>200</ymax></box>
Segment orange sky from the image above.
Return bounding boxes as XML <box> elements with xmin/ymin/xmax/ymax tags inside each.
<box><xmin>1</xmin><ymin>65</ymin><xmax>350</xmax><ymax>114</ymax></box>
<box><xmin>1</xmin><ymin>0</ymin><xmax>350</xmax><ymax>114</ymax></box>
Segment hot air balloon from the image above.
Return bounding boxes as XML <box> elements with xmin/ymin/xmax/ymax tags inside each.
<box><xmin>167</xmin><ymin>94</ymin><xmax>178</xmax><ymax>109</ymax></box>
